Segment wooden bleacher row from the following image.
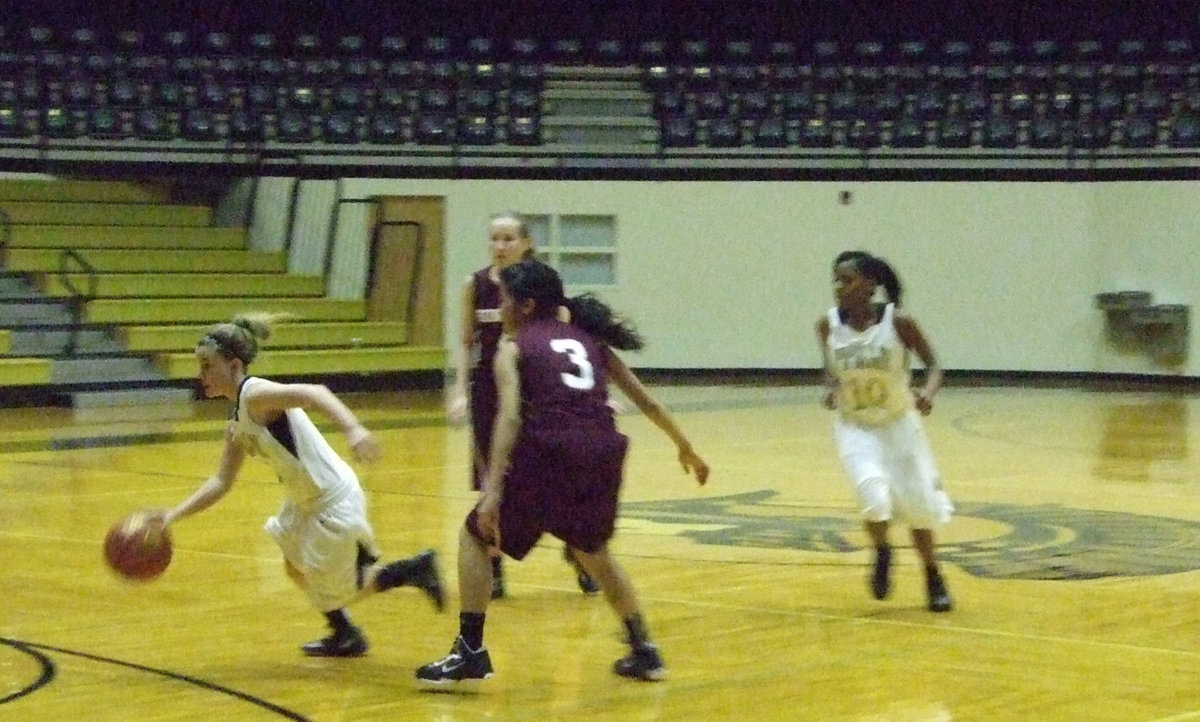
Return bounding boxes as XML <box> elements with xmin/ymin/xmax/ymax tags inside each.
<box><xmin>0</xmin><ymin>179</ymin><xmax>446</xmax><ymax>387</ymax></box>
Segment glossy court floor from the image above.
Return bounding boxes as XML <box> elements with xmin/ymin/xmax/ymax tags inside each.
<box><xmin>2</xmin><ymin>380</ymin><xmax>1200</xmax><ymax>721</ymax></box>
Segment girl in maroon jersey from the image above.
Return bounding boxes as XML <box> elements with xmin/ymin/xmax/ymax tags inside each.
<box><xmin>418</xmin><ymin>259</ymin><xmax>709</xmax><ymax>689</ymax></box>
<box><xmin>446</xmin><ymin>211</ymin><xmax>598</xmax><ymax>598</ymax></box>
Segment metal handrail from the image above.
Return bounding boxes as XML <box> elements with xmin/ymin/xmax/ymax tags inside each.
<box><xmin>0</xmin><ymin>208</ymin><xmax>11</xmax><ymax>253</ymax></box>
<box><xmin>57</xmin><ymin>248</ymin><xmax>98</xmax><ymax>355</ymax></box>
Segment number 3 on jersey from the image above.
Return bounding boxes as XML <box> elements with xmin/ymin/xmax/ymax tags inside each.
<box><xmin>550</xmin><ymin>338</ymin><xmax>596</xmax><ymax>390</ymax></box>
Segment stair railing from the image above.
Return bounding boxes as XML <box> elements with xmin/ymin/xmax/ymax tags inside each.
<box><xmin>57</xmin><ymin>249</ymin><xmax>98</xmax><ymax>355</ymax></box>
<box><xmin>0</xmin><ymin>207</ymin><xmax>10</xmax><ymax>253</ymax></box>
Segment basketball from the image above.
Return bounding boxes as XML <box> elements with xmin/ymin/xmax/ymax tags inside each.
<box><xmin>103</xmin><ymin>512</ymin><xmax>172</xmax><ymax>581</ymax></box>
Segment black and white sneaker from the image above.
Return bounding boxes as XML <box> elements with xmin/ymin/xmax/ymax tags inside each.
<box><xmin>416</xmin><ymin>636</ymin><xmax>494</xmax><ymax>691</ymax></box>
<box><xmin>301</xmin><ymin>625</ymin><xmax>368</xmax><ymax>657</ymax></box>
<box><xmin>926</xmin><ymin>568</ymin><xmax>953</xmax><ymax>613</ymax></box>
<box><xmin>613</xmin><ymin>643</ymin><xmax>667</xmax><ymax>681</ymax></box>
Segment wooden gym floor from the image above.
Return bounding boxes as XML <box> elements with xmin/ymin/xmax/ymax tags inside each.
<box><xmin>2</xmin><ymin>380</ymin><xmax>1200</xmax><ymax>721</ymax></box>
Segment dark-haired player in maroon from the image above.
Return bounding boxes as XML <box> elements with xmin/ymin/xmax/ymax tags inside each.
<box><xmin>417</xmin><ymin>260</ymin><xmax>709</xmax><ymax>690</ymax></box>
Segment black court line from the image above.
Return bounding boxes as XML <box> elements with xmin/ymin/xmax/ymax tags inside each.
<box><xmin>0</xmin><ymin>638</ymin><xmax>55</xmax><ymax>705</ymax></box>
<box><xmin>0</xmin><ymin>637</ymin><xmax>312</xmax><ymax>721</ymax></box>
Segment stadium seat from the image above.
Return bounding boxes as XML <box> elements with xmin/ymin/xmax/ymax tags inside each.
<box><xmin>660</xmin><ymin>115</ymin><xmax>698</xmax><ymax>147</ymax></box>
<box><xmin>1169</xmin><ymin>114</ymin><xmax>1200</xmax><ymax>147</ymax></box>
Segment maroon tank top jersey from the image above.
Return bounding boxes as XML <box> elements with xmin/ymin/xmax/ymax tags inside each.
<box><xmin>470</xmin><ymin>268</ymin><xmax>503</xmax><ymax>369</ymax></box>
<box><xmin>514</xmin><ymin>318</ymin><xmax>617</xmax><ymax>434</ymax></box>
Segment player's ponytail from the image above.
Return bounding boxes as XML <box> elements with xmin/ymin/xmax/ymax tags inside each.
<box><xmin>834</xmin><ymin>250</ymin><xmax>904</xmax><ymax>307</ymax></box>
<box><xmin>501</xmin><ymin>260</ymin><xmax>644</xmax><ymax>351</ymax></box>
<box><xmin>199</xmin><ymin>312</ymin><xmax>294</xmax><ymax>366</ymax></box>
<box><xmin>564</xmin><ymin>294</ymin><xmax>644</xmax><ymax>351</ymax></box>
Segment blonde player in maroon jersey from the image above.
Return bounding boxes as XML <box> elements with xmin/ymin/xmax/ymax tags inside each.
<box><xmin>418</xmin><ymin>260</ymin><xmax>709</xmax><ymax>689</ymax></box>
<box><xmin>817</xmin><ymin>251</ymin><xmax>953</xmax><ymax>612</ymax></box>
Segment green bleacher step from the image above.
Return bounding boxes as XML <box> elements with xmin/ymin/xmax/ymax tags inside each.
<box><xmin>86</xmin><ymin>298</ymin><xmax>367</xmax><ymax>325</ymax></box>
<box><xmin>120</xmin><ymin>321</ymin><xmax>408</xmax><ymax>352</ymax></box>
<box><xmin>0</xmin><ymin>357</ymin><xmax>53</xmax><ymax>386</ymax></box>
<box><xmin>38</xmin><ymin>273</ymin><xmax>323</xmax><ymax>298</ymax></box>
<box><xmin>0</xmin><ymin>179</ymin><xmax>170</xmax><ymax>203</ymax></box>
<box><xmin>0</xmin><ymin>328</ymin><xmax>9</xmax><ymax>353</ymax></box>
<box><xmin>154</xmin><ymin>345</ymin><xmax>446</xmax><ymax>379</ymax></box>
<box><xmin>0</xmin><ymin>201</ymin><xmax>210</xmax><ymax>226</ymax></box>
<box><xmin>10</xmin><ymin>225</ymin><xmax>246</xmax><ymax>249</ymax></box>
<box><xmin>3</xmin><ymin>248</ymin><xmax>285</xmax><ymax>273</ymax></box>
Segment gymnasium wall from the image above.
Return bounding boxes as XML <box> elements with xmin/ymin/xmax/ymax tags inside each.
<box><xmin>278</xmin><ymin>178</ymin><xmax>1199</xmax><ymax>377</ymax></box>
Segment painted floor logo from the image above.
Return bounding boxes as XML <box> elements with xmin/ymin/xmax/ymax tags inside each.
<box><xmin>621</xmin><ymin>490</ymin><xmax>1200</xmax><ymax>580</ymax></box>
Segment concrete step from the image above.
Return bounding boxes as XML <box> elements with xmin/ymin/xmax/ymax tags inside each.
<box><xmin>8</xmin><ymin>326</ymin><xmax>124</xmax><ymax>355</ymax></box>
<box><xmin>545</xmin><ymin>66</ymin><xmax>640</xmax><ymax>83</ymax></box>
<box><xmin>0</xmin><ymin>298</ymin><xmax>75</xmax><ymax>324</ymax></box>
<box><xmin>543</xmin><ymin>93</ymin><xmax>653</xmax><ymax>117</ymax></box>
<box><xmin>0</xmin><ymin>273</ymin><xmax>38</xmax><ymax>298</ymax></box>
<box><xmin>51</xmin><ymin>355</ymin><xmax>165</xmax><ymax>384</ymax></box>
<box><xmin>71</xmin><ymin>386</ymin><xmax>195</xmax><ymax>408</ymax></box>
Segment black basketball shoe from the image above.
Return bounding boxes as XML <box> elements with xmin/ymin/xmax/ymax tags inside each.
<box><xmin>302</xmin><ymin>624</ymin><xmax>368</xmax><ymax>657</ymax></box>
<box><xmin>416</xmin><ymin>636</ymin><xmax>494</xmax><ymax>691</ymax></box>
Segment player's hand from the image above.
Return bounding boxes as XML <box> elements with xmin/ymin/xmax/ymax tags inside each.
<box><xmin>606</xmin><ymin>397</ymin><xmax>627</xmax><ymax>415</ymax></box>
<box><xmin>351</xmin><ymin>432</ymin><xmax>382</xmax><ymax>464</ymax></box>
<box><xmin>141</xmin><ymin>509</ymin><xmax>170</xmax><ymax>533</ymax></box>
<box><xmin>914</xmin><ymin>388</ymin><xmax>934</xmax><ymax>415</ymax></box>
<box><xmin>476</xmin><ymin>491</ymin><xmax>502</xmax><ymax>548</ymax></box>
<box><xmin>446</xmin><ymin>393</ymin><xmax>468</xmax><ymax>427</ymax></box>
<box><xmin>679</xmin><ymin>446</ymin><xmax>710</xmax><ymax>486</ymax></box>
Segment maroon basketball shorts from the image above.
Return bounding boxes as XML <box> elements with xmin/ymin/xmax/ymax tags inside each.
<box><xmin>467</xmin><ymin>429</ymin><xmax>629</xmax><ymax>559</ymax></box>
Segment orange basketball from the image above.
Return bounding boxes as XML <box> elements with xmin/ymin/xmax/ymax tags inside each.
<box><xmin>103</xmin><ymin>513</ymin><xmax>172</xmax><ymax>581</ymax></box>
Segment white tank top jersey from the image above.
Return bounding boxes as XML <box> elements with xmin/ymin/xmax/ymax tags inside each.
<box><xmin>232</xmin><ymin>377</ymin><xmax>356</xmax><ymax>511</ymax></box>
<box><xmin>826</xmin><ymin>303</ymin><xmax>915</xmax><ymax>427</ymax></box>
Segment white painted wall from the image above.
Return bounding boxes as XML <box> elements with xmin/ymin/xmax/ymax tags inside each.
<box><xmin>288</xmin><ymin>178</ymin><xmax>1200</xmax><ymax>377</ymax></box>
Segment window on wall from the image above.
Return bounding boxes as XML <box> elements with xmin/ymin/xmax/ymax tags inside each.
<box><xmin>525</xmin><ymin>213</ymin><xmax>617</xmax><ymax>286</ymax></box>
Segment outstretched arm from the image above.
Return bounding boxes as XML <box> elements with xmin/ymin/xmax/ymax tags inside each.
<box><xmin>157</xmin><ymin>428</ymin><xmax>246</xmax><ymax>525</ymax></box>
<box><xmin>244</xmin><ymin>380</ymin><xmax>381</xmax><ymax>462</ymax></box>
<box><xmin>604</xmin><ymin>348</ymin><xmax>709</xmax><ymax>485</ymax></box>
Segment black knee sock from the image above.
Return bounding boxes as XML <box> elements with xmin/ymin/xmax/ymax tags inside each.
<box><xmin>623</xmin><ymin>613</ymin><xmax>651</xmax><ymax>648</ymax></box>
<box><xmin>324</xmin><ymin>609</ymin><xmax>353</xmax><ymax>633</ymax></box>
<box><xmin>459</xmin><ymin>612</ymin><xmax>486</xmax><ymax>651</ymax></box>
<box><xmin>490</xmin><ymin>556</ymin><xmax>503</xmax><ymax>578</ymax></box>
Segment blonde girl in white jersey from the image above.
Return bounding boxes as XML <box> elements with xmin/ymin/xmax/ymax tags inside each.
<box><xmin>149</xmin><ymin>313</ymin><xmax>446</xmax><ymax>657</ymax></box>
<box><xmin>816</xmin><ymin>252</ymin><xmax>953</xmax><ymax>612</ymax></box>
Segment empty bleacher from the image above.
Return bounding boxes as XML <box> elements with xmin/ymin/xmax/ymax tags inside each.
<box><xmin>0</xmin><ymin>17</ymin><xmax>1197</xmax><ymax>172</ymax></box>
<box><xmin>0</xmin><ymin>177</ymin><xmax>445</xmax><ymax>403</ymax></box>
